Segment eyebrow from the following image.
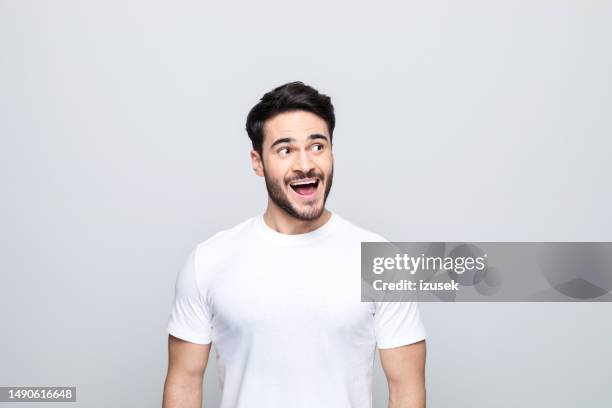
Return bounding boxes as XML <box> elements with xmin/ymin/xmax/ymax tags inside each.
<box><xmin>269</xmin><ymin>134</ymin><xmax>329</xmax><ymax>149</ymax></box>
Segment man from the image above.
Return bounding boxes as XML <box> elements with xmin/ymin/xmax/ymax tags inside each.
<box><xmin>162</xmin><ymin>81</ymin><xmax>427</xmax><ymax>408</ymax></box>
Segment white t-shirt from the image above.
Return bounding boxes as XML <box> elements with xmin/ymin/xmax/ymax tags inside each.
<box><xmin>167</xmin><ymin>211</ymin><xmax>426</xmax><ymax>408</ymax></box>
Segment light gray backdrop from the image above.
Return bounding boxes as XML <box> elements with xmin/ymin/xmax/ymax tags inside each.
<box><xmin>1</xmin><ymin>1</ymin><xmax>611</xmax><ymax>407</ymax></box>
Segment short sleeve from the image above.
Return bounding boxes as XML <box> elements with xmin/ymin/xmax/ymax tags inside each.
<box><xmin>374</xmin><ymin>300</ymin><xmax>426</xmax><ymax>349</ymax></box>
<box><xmin>167</xmin><ymin>247</ymin><xmax>212</xmax><ymax>344</ymax></box>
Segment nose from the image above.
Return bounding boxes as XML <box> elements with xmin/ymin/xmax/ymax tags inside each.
<box><xmin>292</xmin><ymin>148</ymin><xmax>314</xmax><ymax>175</ymax></box>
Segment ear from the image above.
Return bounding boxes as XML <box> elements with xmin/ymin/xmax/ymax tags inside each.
<box><xmin>250</xmin><ymin>149</ymin><xmax>264</xmax><ymax>177</ymax></box>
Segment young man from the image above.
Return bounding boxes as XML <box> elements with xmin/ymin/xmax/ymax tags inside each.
<box><xmin>162</xmin><ymin>82</ymin><xmax>427</xmax><ymax>408</ymax></box>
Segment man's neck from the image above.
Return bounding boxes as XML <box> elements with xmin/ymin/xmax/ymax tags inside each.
<box><xmin>263</xmin><ymin>203</ymin><xmax>332</xmax><ymax>235</ymax></box>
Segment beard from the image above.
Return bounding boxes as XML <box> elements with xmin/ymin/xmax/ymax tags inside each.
<box><xmin>263</xmin><ymin>164</ymin><xmax>334</xmax><ymax>222</ymax></box>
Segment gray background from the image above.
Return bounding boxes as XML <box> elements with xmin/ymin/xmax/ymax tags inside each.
<box><xmin>1</xmin><ymin>0</ymin><xmax>611</xmax><ymax>407</ymax></box>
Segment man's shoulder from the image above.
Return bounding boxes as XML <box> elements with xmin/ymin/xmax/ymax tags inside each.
<box><xmin>193</xmin><ymin>216</ymin><xmax>257</xmax><ymax>257</ymax></box>
<box><xmin>334</xmin><ymin>213</ymin><xmax>389</xmax><ymax>243</ymax></box>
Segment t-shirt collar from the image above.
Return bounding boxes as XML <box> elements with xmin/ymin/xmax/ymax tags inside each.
<box><xmin>256</xmin><ymin>211</ymin><xmax>339</xmax><ymax>244</ymax></box>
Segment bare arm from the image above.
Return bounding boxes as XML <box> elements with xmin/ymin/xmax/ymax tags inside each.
<box><xmin>162</xmin><ymin>334</ymin><xmax>211</xmax><ymax>408</ymax></box>
<box><xmin>379</xmin><ymin>340</ymin><xmax>427</xmax><ymax>408</ymax></box>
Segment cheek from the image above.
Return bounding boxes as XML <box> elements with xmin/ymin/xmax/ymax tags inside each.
<box><xmin>266</xmin><ymin>160</ymin><xmax>291</xmax><ymax>182</ymax></box>
<box><xmin>317</xmin><ymin>156</ymin><xmax>334</xmax><ymax>175</ymax></box>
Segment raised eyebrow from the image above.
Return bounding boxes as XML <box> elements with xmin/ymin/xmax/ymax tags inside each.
<box><xmin>269</xmin><ymin>134</ymin><xmax>329</xmax><ymax>149</ymax></box>
<box><xmin>270</xmin><ymin>137</ymin><xmax>295</xmax><ymax>149</ymax></box>
<box><xmin>308</xmin><ymin>134</ymin><xmax>329</xmax><ymax>143</ymax></box>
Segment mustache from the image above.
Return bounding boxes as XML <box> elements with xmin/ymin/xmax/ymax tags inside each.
<box><xmin>285</xmin><ymin>170</ymin><xmax>325</xmax><ymax>184</ymax></box>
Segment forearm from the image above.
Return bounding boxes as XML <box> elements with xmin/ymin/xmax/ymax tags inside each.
<box><xmin>388</xmin><ymin>381</ymin><xmax>426</xmax><ymax>408</ymax></box>
<box><xmin>162</xmin><ymin>372</ymin><xmax>204</xmax><ymax>408</ymax></box>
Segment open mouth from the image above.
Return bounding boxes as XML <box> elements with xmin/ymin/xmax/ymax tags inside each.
<box><xmin>289</xmin><ymin>178</ymin><xmax>320</xmax><ymax>197</ymax></box>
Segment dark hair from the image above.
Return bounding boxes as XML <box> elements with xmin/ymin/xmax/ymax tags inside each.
<box><xmin>245</xmin><ymin>81</ymin><xmax>335</xmax><ymax>157</ymax></box>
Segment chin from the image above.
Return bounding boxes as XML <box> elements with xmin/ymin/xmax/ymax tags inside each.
<box><xmin>292</xmin><ymin>204</ymin><xmax>325</xmax><ymax>221</ymax></box>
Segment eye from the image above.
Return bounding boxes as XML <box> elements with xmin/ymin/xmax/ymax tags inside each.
<box><xmin>312</xmin><ymin>143</ymin><xmax>324</xmax><ymax>152</ymax></box>
<box><xmin>278</xmin><ymin>147</ymin><xmax>291</xmax><ymax>155</ymax></box>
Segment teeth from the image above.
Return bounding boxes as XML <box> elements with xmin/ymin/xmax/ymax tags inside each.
<box><xmin>290</xmin><ymin>179</ymin><xmax>317</xmax><ymax>186</ymax></box>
